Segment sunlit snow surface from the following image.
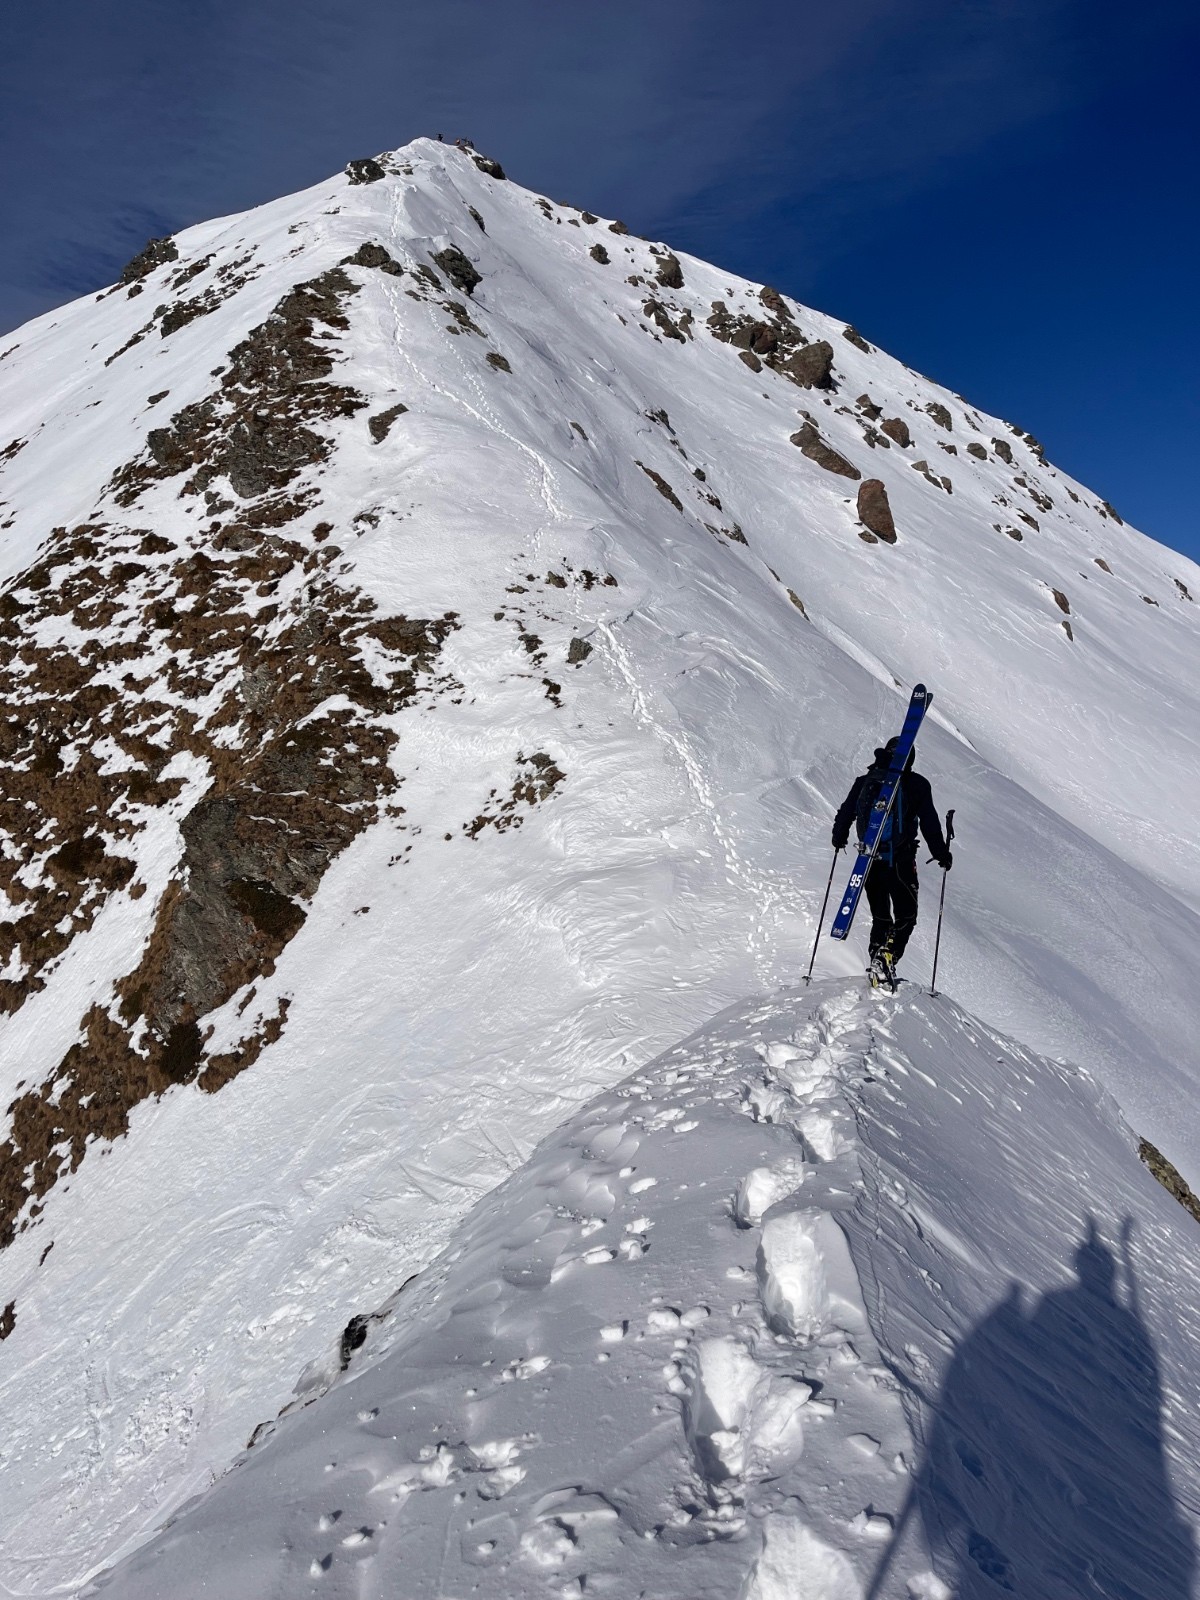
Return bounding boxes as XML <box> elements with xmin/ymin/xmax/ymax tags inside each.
<box><xmin>0</xmin><ymin>138</ymin><xmax>1196</xmax><ymax>1593</ymax></box>
<box><xmin>92</xmin><ymin>983</ymin><xmax>1200</xmax><ymax>1599</ymax></box>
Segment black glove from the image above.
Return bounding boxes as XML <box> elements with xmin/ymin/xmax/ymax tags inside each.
<box><xmin>938</xmin><ymin>850</ymin><xmax>953</xmax><ymax>871</ymax></box>
<box><xmin>832</xmin><ymin>829</ymin><xmax>848</xmax><ymax>851</ymax></box>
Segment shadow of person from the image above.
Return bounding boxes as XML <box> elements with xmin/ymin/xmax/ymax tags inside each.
<box><xmin>884</xmin><ymin>1219</ymin><xmax>1195</xmax><ymax>1598</ymax></box>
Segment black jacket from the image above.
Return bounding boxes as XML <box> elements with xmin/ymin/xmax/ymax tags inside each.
<box><xmin>833</xmin><ymin>752</ymin><xmax>948</xmax><ymax>862</ymax></box>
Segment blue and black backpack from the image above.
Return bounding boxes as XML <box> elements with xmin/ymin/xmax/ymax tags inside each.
<box><xmin>856</xmin><ymin>766</ymin><xmax>904</xmax><ymax>864</ymax></box>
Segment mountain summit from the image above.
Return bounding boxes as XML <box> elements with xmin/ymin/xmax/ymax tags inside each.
<box><xmin>0</xmin><ymin>138</ymin><xmax>1197</xmax><ymax>1593</ymax></box>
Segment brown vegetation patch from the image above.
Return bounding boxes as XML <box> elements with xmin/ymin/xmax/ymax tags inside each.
<box><xmin>0</xmin><ymin>557</ymin><xmax>461</xmax><ymax>1247</ymax></box>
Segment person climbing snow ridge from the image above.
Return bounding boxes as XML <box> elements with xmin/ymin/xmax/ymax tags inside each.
<box><xmin>832</xmin><ymin>734</ymin><xmax>952</xmax><ymax>988</ymax></box>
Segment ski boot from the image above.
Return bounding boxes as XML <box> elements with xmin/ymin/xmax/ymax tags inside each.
<box><xmin>868</xmin><ymin>945</ymin><xmax>897</xmax><ymax>992</ymax></box>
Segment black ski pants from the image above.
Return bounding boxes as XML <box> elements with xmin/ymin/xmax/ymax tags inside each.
<box><xmin>864</xmin><ymin>854</ymin><xmax>919</xmax><ymax>960</ymax></box>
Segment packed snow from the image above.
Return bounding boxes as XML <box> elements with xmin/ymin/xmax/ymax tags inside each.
<box><xmin>0</xmin><ymin>138</ymin><xmax>1196</xmax><ymax>1595</ymax></box>
<box><xmin>89</xmin><ymin>984</ymin><xmax>1200</xmax><ymax>1598</ymax></box>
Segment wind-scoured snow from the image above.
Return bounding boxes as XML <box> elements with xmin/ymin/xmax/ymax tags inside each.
<box><xmin>89</xmin><ymin>982</ymin><xmax>1200</xmax><ymax>1599</ymax></box>
<box><xmin>0</xmin><ymin>139</ymin><xmax>1196</xmax><ymax>1594</ymax></box>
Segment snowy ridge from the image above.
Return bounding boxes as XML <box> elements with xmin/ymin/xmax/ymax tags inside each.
<box><xmin>0</xmin><ymin>138</ymin><xmax>1196</xmax><ymax>1592</ymax></box>
<box><xmin>90</xmin><ymin>981</ymin><xmax>1200</xmax><ymax>1599</ymax></box>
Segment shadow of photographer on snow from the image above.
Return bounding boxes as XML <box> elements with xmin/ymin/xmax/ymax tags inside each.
<box><xmin>870</xmin><ymin>1217</ymin><xmax>1195</xmax><ymax>1598</ymax></box>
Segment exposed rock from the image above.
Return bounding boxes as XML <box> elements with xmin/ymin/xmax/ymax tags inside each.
<box><xmin>655</xmin><ymin>251</ymin><xmax>684</xmax><ymax>289</ymax></box>
<box><xmin>787</xmin><ymin>588</ymin><xmax>806</xmax><ymax>615</ymax></box>
<box><xmin>608</xmin><ymin>220</ymin><xmax>630</xmax><ymax>235</ymax></box>
<box><xmin>431</xmin><ymin>246</ymin><xmax>481</xmax><ymax>296</ymax></box>
<box><xmin>1143</xmin><ymin>595</ymin><xmax>1159</xmax><ymax>606</ymax></box>
<box><xmin>1094</xmin><ymin>557</ymin><xmax>1112</xmax><ymax>573</ymax></box>
<box><xmin>368</xmin><ymin>403</ymin><xmax>409</xmax><ymax>443</ymax></box>
<box><xmin>880</xmin><ymin>417</ymin><xmax>910</xmax><ymax>448</ymax></box>
<box><xmin>1175</xmin><ymin>578</ymin><xmax>1193</xmax><ymax>601</ymax></box>
<box><xmin>760</xmin><ymin>287</ymin><xmax>792</xmax><ymax>316</ymax></box>
<box><xmin>1051</xmin><ymin>588</ymin><xmax>1070</xmax><ymax>614</ymax></box>
<box><xmin>472</xmin><ymin>154</ymin><xmax>506</xmax><ymax>180</ymax></box>
<box><xmin>856</xmin><ymin>394</ymin><xmax>882</xmax><ymax>420</ymax></box>
<box><xmin>589</xmin><ymin>243</ymin><xmax>610</xmax><ymax>265</ymax></box>
<box><xmin>995</xmin><ymin>524</ymin><xmax>1023</xmax><ymax>541</ymax></box>
<box><xmin>0</xmin><ymin>1300</ymin><xmax>13</xmax><ymax>1340</ymax></box>
<box><xmin>1019</xmin><ymin>511</ymin><xmax>1039</xmax><ymax>531</ymax></box>
<box><xmin>1141</xmin><ymin>1138</ymin><xmax>1200</xmax><ymax>1226</ymax></box>
<box><xmin>486</xmin><ymin>352</ymin><xmax>511</xmax><ymax>372</ymax></box>
<box><xmin>643</xmin><ymin>299</ymin><xmax>686</xmax><ymax>342</ymax></box>
<box><xmin>1101</xmin><ymin>500</ymin><xmax>1124</xmax><ymax>525</ymax></box>
<box><xmin>637</xmin><ymin>462</ymin><xmax>682</xmax><ymax>511</ymax></box>
<box><xmin>937</xmin><ymin>441</ymin><xmax>958</xmax><ymax>455</ymax></box>
<box><xmin>781</xmin><ymin>340</ymin><xmax>834</xmax><ymax>390</ymax></box>
<box><xmin>924</xmin><ymin>401</ymin><xmax>953</xmax><ymax>430</ymax></box>
<box><xmin>567</xmin><ymin>637</ymin><xmax>593</xmax><ymax>666</ymax></box>
<box><xmin>1062</xmin><ymin>620</ymin><xmax>1074</xmax><ymax>641</ymax></box>
<box><xmin>342</xmin><ymin>242</ymin><xmax>404</xmax><ymax>276</ymax></box>
<box><xmin>110</xmin><ymin>268</ymin><xmax>368</xmax><ymax>507</ymax></box>
<box><xmin>842</xmin><ymin>325</ymin><xmax>871</xmax><ymax>352</ymax></box>
<box><xmin>992</xmin><ymin>438</ymin><xmax>1014</xmax><ymax>464</ymax></box>
<box><xmin>345</xmin><ymin>158</ymin><xmax>386</xmax><ymax>186</ymax></box>
<box><xmin>468</xmin><ymin>206</ymin><xmax>485</xmax><ymax>231</ymax></box>
<box><xmin>790</xmin><ymin>420</ymin><xmax>860</xmax><ymax>480</ymax></box>
<box><xmin>739</xmin><ymin>350</ymin><xmax>763</xmax><ymax>372</ymax></box>
<box><xmin>966</xmin><ymin>442</ymin><xmax>988</xmax><ymax>460</ymax></box>
<box><xmin>580</xmin><ymin>211</ymin><xmax>598</xmax><ymax>225</ymax></box>
<box><xmin>857</xmin><ymin>479</ymin><xmax>896</xmax><ymax>543</ymax></box>
<box><xmin>0</xmin><ymin>437</ymin><xmax>27</xmax><ymax>463</ymax></box>
<box><xmin>119</xmin><ymin>236</ymin><xmax>179</xmax><ymax>286</ymax></box>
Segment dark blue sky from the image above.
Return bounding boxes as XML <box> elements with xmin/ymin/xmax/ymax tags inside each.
<box><xmin>2</xmin><ymin>0</ymin><xmax>1196</xmax><ymax>560</ymax></box>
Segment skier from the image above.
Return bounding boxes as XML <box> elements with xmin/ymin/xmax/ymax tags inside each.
<box><xmin>831</xmin><ymin>735</ymin><xmax>952</xmax><ymax>986</ymax></box>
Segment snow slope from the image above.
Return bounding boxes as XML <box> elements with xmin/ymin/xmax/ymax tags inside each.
<box><xmin>89</xmin><ymin>982</ymin><xmax>1200</xmax><ymax>1600</ymax></box>
<box><xmin>0</xmin><ymin>138</ymin><xmax>1196</xmax><ymax>1592</ymax></box>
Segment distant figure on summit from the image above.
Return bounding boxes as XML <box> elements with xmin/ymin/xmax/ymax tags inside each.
<box><xmin>832</xmin><ymin>735</ymin><xmax>951</xmax><ymax>986</ymax></box>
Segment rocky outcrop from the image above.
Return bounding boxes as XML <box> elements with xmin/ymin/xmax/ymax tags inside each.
<box><xmin>472</xmin><ymin>154</ymin><xmax>506</xmax><ymax>180</ymax></box>
<box><xmin>780</xmin><ymin>340</ymin><xmax>834</xmax><ymax>390</ymax></box>
<box><xmin>842</xmin><ymin>325</ymin><xmax>871</xmax><ymax>352</ymax></box>
<box><xmin>880</xmin><ymin>417</ymin><xmax>910</xmax><ymax>448</ymax></box>
<box><xmin>119</xmin><ymin>236</ymin><xmax>178</xmax><ymax>287</ymax></box>
<box><xmin>654</xmin><ymin>251</ymin><xmax>684</xmax><ymax>288</ymax></box>
<box><xmin>992</xmin><ymin>438</ymin><xmax>1014</xmax><ymax>464</ymax></box>
<box><xmin>924</xmin><ymin>401</ymin><xmax>952</xmax><ymax>430</ymax></box>
<box><xmin>967</xmin><ymin>442</ymin><xmax>988</xmax><ymax>460</ymax></box>
<box><xmin>342</xmin><ymin>242</ymin><xmax>404</xmax><ymax>276</ymax></box>
<box><xmin>857</xmin><ymin>479</ymin><xmax>896</xmax><ymax>542</ymax></box>
<box><xmin>431</xmin><ymin>247</ymin><xmax>482</xmax><ymax>296</ymax></box>
<box><xmin>368</xmin><ymin>403</ymin><xmax>408</xmax><ymax>442</ymax></box>
<box><xmin>589</xmin><ymin>243</ymin><xmax>610</xmax><ymax>265</ymax></box>
<box><xmin>790</xmin><ymin>420</ymin><xmax>860</xmax><ymax>480</ymax></box>
<box><xmin>111</xmin><ymin>269</ymin><xmax>368</xmax><ymax>507</ymax></box>
<box><xmin>345</xmin><ymin>158</ymin><xmax>386</xmax><ymax>185</ymax></box>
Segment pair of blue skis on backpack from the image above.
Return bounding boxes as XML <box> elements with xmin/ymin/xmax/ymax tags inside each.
<box><xmin>830</xmin><ymin>682</ymin><xmax>931</xmax><ymax>942</ymax></box>
<box><xmin>804</xmin><ymin>683</ymin><xmax>932</xmax><ymax>988</ymax></box>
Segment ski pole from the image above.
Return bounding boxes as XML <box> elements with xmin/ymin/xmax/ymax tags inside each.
<box><xmin>928</xmin><ymin>808</ymin><xmax>955</xmax><ymax>998</ymax></box>
<box><xmin>803</xmin><ymin>848</ymin><xmax>841</xmax><ymax>985</ymax></box>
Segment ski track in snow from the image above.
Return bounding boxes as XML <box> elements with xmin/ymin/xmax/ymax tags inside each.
<box><xmin>89</xmin><ymin>980</ymin><xmax>1200</xmax><ymax>1600</ymax></box>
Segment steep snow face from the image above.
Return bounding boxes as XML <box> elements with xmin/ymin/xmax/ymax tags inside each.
<box><xmin>89</xmin><ymin>982</ymin><xmax>1200</xmax><ymax>1600</ymax></box>
<box><xmin>0</xmin><ymin>139</ymin><xmax>1197</xmax><ymax>1591</ymax></box>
